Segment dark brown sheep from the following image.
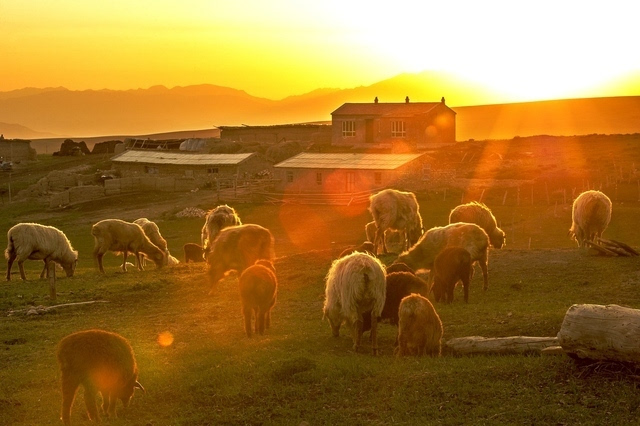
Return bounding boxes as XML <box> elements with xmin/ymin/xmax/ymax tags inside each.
<box><xmin>432</xmin><ymin>247</ymin><xmax>472</xmax><ymax>303</ymax></box>
<box><xmin>396</xmin><ymin>293</ymin><xmax>443</xmax><ymax>357</ymax></box>
<box><xmin>238</xmin><ymin>260</ymin><xmax>278</xmax><ymax>337</ymax></box>
<box><xmin>183</xmin><ymin>243</ymin><xmax>205</xmax><ymax>263</ymax></box>
<box><xmin>385</xmin><ymin>262</ymin><xmax>416</xmax><ymax>275</ymax></box>
<box><xmin>57</xmin><ymin>329</ymin><xmax>144</xmax><ymax>426</ymax></box>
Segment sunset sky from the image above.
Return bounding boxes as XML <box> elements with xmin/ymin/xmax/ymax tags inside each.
<box><xmin>2</xmin><ymin>0</ymin><xmax>640</xmax><ymax>104</ymax></box>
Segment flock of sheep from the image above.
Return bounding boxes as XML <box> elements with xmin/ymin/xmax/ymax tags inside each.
<box><xmin>3</xmin><ymin>188</ymin><xmax>613</xmax><ymax>424</ymax></box>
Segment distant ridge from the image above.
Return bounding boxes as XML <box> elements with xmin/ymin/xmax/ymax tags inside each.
<box><xmin>1</xmin><ymin>72</ymin><xmax>639</xmax><ymax>141</ymax></box>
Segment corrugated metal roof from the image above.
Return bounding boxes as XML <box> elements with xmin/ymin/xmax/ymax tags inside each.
<box><xmin>111</xmin><ymin>150</ymin><xmax>253</xmax><ymax>166</ymax></box>
<box><xmin>273</xmin><ymin>153</ymin><xmax>424</xmax><ymax>170</ymax></box>
<box><xmin>331</xmin><ymin>102</ymin><xmax>442</xmax><ymax>117</ymax></box>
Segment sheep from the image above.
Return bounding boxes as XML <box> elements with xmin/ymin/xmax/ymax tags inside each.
<box><xmin>201</xmin><ymin>204</ymin><xmax>242</xmax><ymax>254</ymax></box>
<box><xmin>322</xmin><ymin>251</ymin><xmax>386</xmax><ymax>354</ymax></box>
<box><xmin>362</xmin><ymin>271</ymin><xmax>430</xmax><ymax>336</ymax></box>
<box><xmin>338</xmin><ymin>241</ymin><xmax>376</xmax><ymax>258</ymax></box>
<box><xmin>91</xmin><ymin>219</ymin><xmax>165</xmax><ymax>274</ymax></box>
<box><xmin>397</xmin><ymin>222</ymin><xmax>490</xmax><ymax>290</ymax></box>
<box><xmin>365</xmin><ymin>221</ymin><xmax>405</xmax><ymax>253</ymax></box>
<box><xmin>568</xmin><ymin>190</ymin><xmax>612</xmax><ymax>247</ymax></box>
<box><xmin>167</xmin><ymin>254</ymin><xmax>180</xmax><ymax>266</ymax></box>
<box><xmin>183</xmin><ymin>243</ymin><xmax>205</xmax><ymax>263</ymax></box>
<box><xmin>57</xmin><ymin>329</ymin><xmax>145</xmax><ymax>426</ymax></box>
<box><xmin>449</xmin><ymin>201</ymin><xmax>506</xmax><ymax>248</ymax></box>
<box><xmin>5</xmin><ymin>223</ymin><xmax>78</xmax><ymax>281</ymax></box>
<box><xmin>385</xmin><ymin>261</ymin><xmax>416</xmax><ymax>275</ymax></box>
<box><xmin>206</xmin><ymin>224</ymin><xmax>274</xmax><ymax>289</ymax></box>
<box><xmin>396</xmin><ymin>293</ymin><xmax>443</xmax><ymax>357</ymax></box>
<box><xmin>432</xmin><ymin>247</ymin><xmax>472</xmax><ymax>303</ymax></box>
<box><xmin>368</xmin><ymin>189</ymin><xmax>424</xmax><ymax>255</ymax></box>
<box><xmin>238</xmin><ymin>259</ymin><xmax>277</xmax><ymax>337</ymax></box>
<box><xmin>133</xmin><ymin>218</ymin><xmax>170</xmax><ymax>266</ymax></box>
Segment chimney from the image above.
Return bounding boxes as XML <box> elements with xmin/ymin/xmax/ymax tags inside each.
<box><xmin>374</xmin><ymin>96</ymin><xmax>378</xmax><ymax>104</ymax></box>
<box><xmin>441</xmin><ymin>96</ymin><xmax>445</xmax><ymax>104</ymax></box>
<box><xmin>405</xmin><ymin>96</ymin><xmax>410</xmax><ymax>103</ymax></box>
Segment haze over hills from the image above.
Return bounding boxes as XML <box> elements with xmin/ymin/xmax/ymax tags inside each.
<box><xmin>1</xmin><ymin>71</ymin><xmax>639</xmax><ymax>141</ymax></box>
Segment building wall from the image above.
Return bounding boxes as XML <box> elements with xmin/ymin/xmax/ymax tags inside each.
<box><xmin>221</xmin><ymin>125</ymin><xmax>332</xmax><ymax>144</ymax></box>
<box><xmin>0</xmin><ymin>140</ymin><xmax>37</xmax><ymax>162</ymax></box>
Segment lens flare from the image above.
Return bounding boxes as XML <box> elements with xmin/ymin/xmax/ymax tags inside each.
<box><xmin>157</xmin><ymin>331</ymin><xmax>174</xmax><ymax>347</ymax></box>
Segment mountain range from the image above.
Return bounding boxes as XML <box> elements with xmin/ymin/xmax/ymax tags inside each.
<box><xmin>1</xmin><ymin>71</ymin><xmax>639</xmax><ymax>141</ymax></box>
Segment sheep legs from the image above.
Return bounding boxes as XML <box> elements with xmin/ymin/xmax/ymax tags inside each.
<box><xmin>83</xmin><ymin>383</ymin><xmax>100</xmax><ymax>423</ymax></box>
<box><xmin>94</xmin><ymin>249</ymin><xmax>106</xmax><ymax>274</ymax></box>
<box><xmin>60</xmin><ymin>375</ymin><xmax>79</xmax><ymax>426</ymax></box>
<box><xmin>373</xmin><ymin>228</ymin><xmax>387</xmax><ymax>255</ymax></box>
<box><xmin>5</xmin><ymin>254</ymin><xmax>16</xmax><ymax>281</ymax></box>
<box><xmin>243</xmin><ymin>306</ymin><xmax>253</xmax><ymax>338</ymax></box>
<box><xmin>479</xmin><ymin>261</ymin><xmax>488</xmax><ymax>291</ymax></box>
<box><xmin>17</xmin><ymin>260</ymin><xmax>27</xmax><ymax>281</ymax></box>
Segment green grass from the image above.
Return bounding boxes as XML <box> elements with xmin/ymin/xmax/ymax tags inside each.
<box><xmin>2</xmin><ymin>180</ymin><xmax>640</xmax><ymax>424</ymax></box>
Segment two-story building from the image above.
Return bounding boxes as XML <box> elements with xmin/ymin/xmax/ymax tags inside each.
<box><xmin>331</xmin><ymin>97</ymin><xmax>456</xmax><ymax>149</ymax></box>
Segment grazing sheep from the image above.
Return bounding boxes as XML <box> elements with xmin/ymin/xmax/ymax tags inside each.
<box><xmin>5</xmin><ymin>223</ymin><xmax>78</xmax><ymax>281</ymax></box>
<box><xmin>568</xmin><ymin>190</ymin><xmax>612</xmax><ymax>247</ymax></box>
<box><xmin>385</xmin><ymin>261</ymin><xmax>416</xmax><ymax>275</ymax></box>
<box><xmin>368</xmin><ymin>189</ymin><xmax>424</xmax><ymax>255</ymax></box>
<box><xmin>396</xmin><ymin>293</ymin><xmax>443</xmax><ymax>357</ymax></box>
<box><xmin>91</xmin><ymin>219</ymin><xmax>165</xmax><ymax>274</ymax></box>
<box><xmin>133</xmin><ymin>218</ymin><xmax>170</xmax><ymax>266</ymax></box>
<box><xmin>365</xmin><ymin>221</ymin><xmax>405</xmax><ymax>253</ymax></box>
<box><xmin>323</xmin><ymin>251</ymin><xmax>386</xmax><ymax>354</ymax></box>
<box><xmin>338</xmin><ymin>241</ymin><xmax>376</xmax><ymax>258</ymax></box>
<box><xmin>183</xmin><ymin>243</ymin><xmax>205</xmax><ymax>263</ymax></box>
<box><xmin>57</xmin><ymin>329</ymin><xmax>145</xmax><ymax>426</ymax></box>
<box><xmin>201</xmin><ymin>204</ymin><xmax>242</xmax><ymax>253</ymax></box>
<box><xmin>206</xmin><ymin>224</ymin><xmax>274</xmax><ymax>289</ymax></box>
<box><xmin>238</xmin><ymin>260</ymin><xmax>277</xmax><ymax>337</ymax></box>
<box><xmin>397</xmin><ymin>222</ymin><xmax>490</xmax><ymax>290</ymax></box>
<box><xmin>362</xmin><ymin>271</ymin><xmax>430</xmax><ymax>335</ymax></box>
<box><xmin>432</xmin><ymin>247</ymin><xmax>472</xmax><ymax>303</ymax></box>
<box><xmin>449</xmin><ymin>202</ymin><xmax>506</xmax><ymax>248</ymax></box>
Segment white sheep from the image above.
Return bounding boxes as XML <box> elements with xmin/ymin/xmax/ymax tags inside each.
<box><xmin>323</xmin><ymin>251</ymin><xmax>386</xmax><ymax>354</ymax></box>
<box><xmin>5</xmin><ymin>223</ymin><xmax>78</xmax><ymax>281</ymax></box>
<box><xmin>569</xmin><ymin>190</ymin><xmax>612</xmax><ymax>247</ymax></box>
<box><xmin>201</xmin><ymin>204</ymin><xmax>242</xmax><ymax>253</ymax></box>
<box><xmin>449</xmin><ymin>201</ymin><xmax>506</xmax><ymax>248</ymax></box>
<box><xmin>368</xmin><ymin>189</ymin><xmax>423</xmax><ymax>254</ymax></box>
<box><xmin>91</xmin><ymin>219</ymin><xmax>165</xmax><ymax>274</ymax></box>
<box><xmin>133</xmin><ymin>218</ymin><xmax>170</xmax><ymax>266</ymax></box>
<box><xmin>397</xmin><ymin>222</ymin><xmax>490</xmax><ymax>290</ymax></box>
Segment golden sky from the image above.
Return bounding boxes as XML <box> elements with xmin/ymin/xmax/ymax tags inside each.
<box><xmin>2</xmin><ymin>0</ymin><xmax>639</xmax><ymax>103</ymax></box>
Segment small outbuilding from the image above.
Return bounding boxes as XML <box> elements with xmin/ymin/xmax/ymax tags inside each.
<box><xmin>0</xmin><ymin>139</ymin><xmax>37</xmax><ymax>162</ymax></box>
<box><xmin>110</xmin><ymin>150</ymin><xmax>272</xmax><ymax>180</ymax></box>
<box><xmin>331</xmin><ymin>98</ymin><xmax>456</xmax><ymax>149</ymax></box>
<box><xmin>273</xmin><ymin>152</ymin><xmax>427</xmax><ymax>193</ymax></box>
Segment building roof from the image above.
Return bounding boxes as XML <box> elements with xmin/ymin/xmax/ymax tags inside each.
<box><xmin>331</xmin><ymin>102</ymin><xmax>449</xmax><ymax>117</ymax></box>
<box><xmin>111</xmin><ymin>150</ymin><xmax>254</xmax><ymax>166</ymax></box>
<box><xmin>273</xmin><ymin>153</ymin><xmax>424</xmax><ymax>170</ymax></box>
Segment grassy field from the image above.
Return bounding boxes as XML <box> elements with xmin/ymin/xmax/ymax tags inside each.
<box><xmin>2</xmin><ymin>153</ymin><xmax>640</xmax><ymax>425</ymax></box>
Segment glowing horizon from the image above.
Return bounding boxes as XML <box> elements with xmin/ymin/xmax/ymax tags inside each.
<box><xmin>2</xmin><ymin>1</ymin><xmax>640</xmax><ymax>103</ymax></box>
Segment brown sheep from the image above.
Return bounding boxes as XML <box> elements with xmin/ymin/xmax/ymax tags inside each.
<box><xmin>368</xmin><ymin>189</ymin><xmax>424</xmax><ymax>255</ymax></box>
<box><xmin>338</xmin><ymin>241</ymin><xmax>376</xmax><ymax>258</ymax></box>
<box><xmin>432</xmin><ymin>247</ymin><xmax>472</xmax><ymax>303</ymax></box>
<box><xmin>323</xmin><ymin>251</ymin><xmax>386</xmax><ymax>354</ymax></box>
<box><xmin>385</xmin><ymin>262</ymin><xmax>416</xmax><ymax>275</ymax></box>
<box><xmin>568</xmin><ymin>190</ymin><xmax>612</xmax><ymax>247</ymax></box>
<box><xmin>91</xmin><ymin>219</ymin><xmax>165</xmax><ymax>274</ymax></box>
<box><xmin>238</xmin><ymin>260</ymin><xmax>277</xmax><ymax>337</ymax></box>
<box><xmin>365</xmin><ymin>221</ymin><xmax>405</xmax><ymax>254</ymax></box>
<box><xmin>206</xmin><ymin>224</ymin><xmax>274</xmax><ymax>289</ymax></box>
<box><xmin>201</xmin><ymin>204</ymin><xmax>242</xmax><ymax>253</ymax></box>
<box><xmin>396</xmin><ymin>293</ymin><xmax>443</xmax><ymax>357</ymax></box>
<box><xmin>133</xmin><ymin>218</ymin><xmax>170</xmax><ymax>265</ymax></box>
<box><xmin>5</xmin><ymin>223</ymin><xmax>78</xmax><ymax>281</ymax></box>
<box><xmin>397</xmin><ymin>222</ymin><xmax>490</xmax><ymax>290</ymax></box>
<box><xmin>57</xmin><ymin>329</ymin><xmax>145</xmax><ymax>426</ymax></box>
<box><xmin>449</xmin><ymin>201</ymin><xmax>506</xmax><ymax>248</ymax></box>
<box><xmin>183</xmin><ymin>243</ymin><xmax>205</xmax><ymax>263</ymax></box>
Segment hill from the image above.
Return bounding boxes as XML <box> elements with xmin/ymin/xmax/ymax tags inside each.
<box><xmin>1</xmin><ymin>72</ymin><xmax>639</xmax><ymax>140</ymax></box>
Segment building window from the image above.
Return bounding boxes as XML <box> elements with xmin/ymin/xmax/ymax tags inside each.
<box><xmin>374</xmin><ymin>172</ymin><xmax>382</xmax><ymax>185</ymax></box>
<box><xmin>316</xmin><ymin>172</ymin><xmax>322</xmax><ymax>185</ymax></box>
<box><xmin>286</xmin><ymin>171</ymin><xmax>294</xmax><ymax>183</ymax></box>
<box><xmin>207</xmin><ymin>167</ymin><xmax>219</xmax><ymax>174</ymax></box>
<box><xmin>342</xmin><ymin>120</ymin><xmax>356</xmax><ymax>137</ymax></box>
<box><xmin>391</xmin><ymin>121</ymin><xmax>406</xmax><ymax>138</ymax></box>
<box><xmin>145</xmin><ymin>166</ymin><xmax>159</xmax><ymax>174</ymax></box>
